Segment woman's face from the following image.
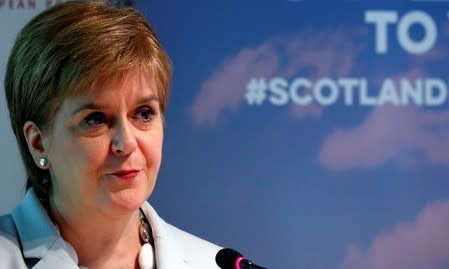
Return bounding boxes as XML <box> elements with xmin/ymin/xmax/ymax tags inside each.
<box><xmin>43</xmin><ymin>70</ymin><xmax>163</xmax><ymax>217</ymax></box>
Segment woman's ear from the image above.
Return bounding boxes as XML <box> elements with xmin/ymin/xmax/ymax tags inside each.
<box><xmin>23</xmin><ymin>121</ymin><xmax>50</xmax><ymax>169</ymax></box>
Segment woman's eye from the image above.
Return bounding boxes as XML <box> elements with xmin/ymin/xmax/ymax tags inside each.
<box><xmin>135</xmin><ymin>107</ymin><xmax>156</xmax><ymax>122</ymax></box>
<box><xmin>84</xmin><ymin>112</ymin><xmax>106</xmax><ymax>126</ymax></box>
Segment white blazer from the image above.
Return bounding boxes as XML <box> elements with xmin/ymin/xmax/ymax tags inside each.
<box><xmin>0</xmin><ymin>189</ymin><xmax>222</xmax><ymax>269</ymax></box>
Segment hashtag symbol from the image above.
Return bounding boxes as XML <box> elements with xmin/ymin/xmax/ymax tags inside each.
<box><xmin>245</xmin><ymin>78</ymin><xmax>267</xmax><ymax>105</ymax></box>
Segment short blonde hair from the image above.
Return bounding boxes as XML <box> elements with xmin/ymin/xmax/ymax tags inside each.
<box><xmin>4</xmin><ymin>0</ymin><xmax>172</xmax><ymax>200</ymax></box>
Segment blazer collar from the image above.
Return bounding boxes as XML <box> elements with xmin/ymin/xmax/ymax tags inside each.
<box><xmin>140</xmin><ymin>202</ymin><xmax>190</xmax><ymax>269</ymax></box>
<box><xmin>11</xmin><ymin>189</ymin><xmax>190</xmax><ymax>269</ymax></box>
<box><xmin>11</xmin><ymin>189</ymin><xmax>79</xmax><ymax>268</ymax></box>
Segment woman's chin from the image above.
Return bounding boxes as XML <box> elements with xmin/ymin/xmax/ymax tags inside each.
<box><xmin>107</xmin><ymin>188</ymin><xmax>149</xmax><ymax>213</ymax></box>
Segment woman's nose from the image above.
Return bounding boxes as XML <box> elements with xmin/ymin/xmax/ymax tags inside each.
<box><xmin>111</xmin><ymin>120</ymin><xmax>137</xmax><ymax>156</ymax></box>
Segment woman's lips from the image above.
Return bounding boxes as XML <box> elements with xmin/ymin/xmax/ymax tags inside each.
<box><xmin>109</xmin><ymin>169</ymin><xmax>140</xmax><ymax>180</ymax></box>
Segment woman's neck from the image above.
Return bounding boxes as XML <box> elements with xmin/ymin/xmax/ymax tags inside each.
<box><xmin>48</xmin><ymin>202</ymin><xmax>142</xmax><ymax>269</ymax></box>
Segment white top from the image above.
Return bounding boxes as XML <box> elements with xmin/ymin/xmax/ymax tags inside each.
<box><xmin>0</xmin><ymin>189</ymin><xmax>222</xmax><ymax>269</ymax></box>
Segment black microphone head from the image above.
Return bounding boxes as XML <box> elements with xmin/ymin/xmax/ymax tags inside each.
<box><xmin>215</xmin><ymin>248</ymin><xmax>244</xmax><ymax>269</ymax></box>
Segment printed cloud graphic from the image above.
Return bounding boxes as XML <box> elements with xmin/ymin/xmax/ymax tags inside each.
<box><xmin>289</xmin><ymin>103</ymin><xmax>322</xmax><ymax>120</ymax></box>
<box><xmin>191</xmin><ymin>28</ymin><xmax>365</xmax><ymax>126</ymax></box>
<box><xmin>343</xmin><ymin>199</ymin><xmax>449</xmax><ymax>269</ymax></box>
<box><xmin>191</xmin><ymin>44</ymin><xmax>279</xmax><ymax>126</ymax></box>
<box><xmin>319</xmin><ymin>104</ymin><xmax>449</xmax><ymax>170</ymax></box>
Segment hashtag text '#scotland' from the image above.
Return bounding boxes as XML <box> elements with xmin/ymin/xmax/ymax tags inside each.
<box><xmin>245</xmin><ymin>77</ymin><xmax>449</xmax><ymax>107</ymax></box>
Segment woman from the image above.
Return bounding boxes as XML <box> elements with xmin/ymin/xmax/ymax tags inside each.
<box><xmin>0</xmin><ymin>1</ymin><xmax>221</xmax><ymax>268</ymax></box>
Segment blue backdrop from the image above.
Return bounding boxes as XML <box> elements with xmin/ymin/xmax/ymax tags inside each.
<box><xmin>141</xmin><ymin>1</ymin><xmax>449</xmax><ymax>269</ymax></box>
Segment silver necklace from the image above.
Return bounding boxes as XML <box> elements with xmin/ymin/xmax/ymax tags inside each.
<box><xmin>138</xmin><ymin>209</ymin><xmax>155</xmax><ymax>269</ymax></box>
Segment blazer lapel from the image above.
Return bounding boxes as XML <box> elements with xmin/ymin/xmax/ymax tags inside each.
<box><xmin>11</xmin><ymin>189</ymin><xmax>79</xmax><ymax>268</ymax></box>
<box><xmin>141</xmin><ymin>202</ymin><xmax>190</xmax><ymax>269</ymax></box>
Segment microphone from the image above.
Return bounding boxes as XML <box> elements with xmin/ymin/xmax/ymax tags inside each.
<box><xmin>215</xmin><ymin>248</ymin><xmax>268</xmax><ymax>269</ymax></box>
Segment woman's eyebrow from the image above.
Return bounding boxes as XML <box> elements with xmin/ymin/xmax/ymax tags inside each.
<box><xmin>71</xmin><ymin>94</ymin><xmax>159</xmax><ymax>115</ymax></box>
<box><xmin>137</xmin><ymin>94</ymin><xmax>159</xmax><ymax>104</ymax></box>
<box><xmin>71</xmin><ymin>103</ymin><xmax>107</xmax><ymax>116</ymax></box>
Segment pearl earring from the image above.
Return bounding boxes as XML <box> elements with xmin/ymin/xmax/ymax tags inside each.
<box><xmin>39</xmin><ymin>157</ymin><xmax>48</xmax><ymax>168</ymax></box>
